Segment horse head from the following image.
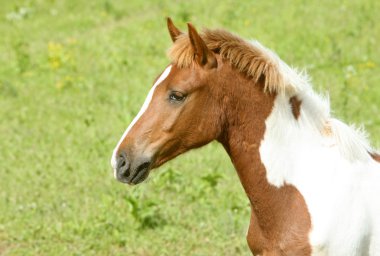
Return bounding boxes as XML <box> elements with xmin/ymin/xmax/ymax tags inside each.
<box><xmin>111</xmin><ymin>19</ymin><xmax>226</xmax><ymax>185</ymax></box>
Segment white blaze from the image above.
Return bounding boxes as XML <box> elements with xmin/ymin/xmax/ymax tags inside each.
<box><xmin>111</xmin><ymin>65</ymin><xmax>172</xmax><ymax>172</ymax></box>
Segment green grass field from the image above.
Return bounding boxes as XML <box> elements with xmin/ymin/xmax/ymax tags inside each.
<box><xmin>1</xmin><ymin>0</ymin><xmax>379</xmax><ymax>255</ymax></box>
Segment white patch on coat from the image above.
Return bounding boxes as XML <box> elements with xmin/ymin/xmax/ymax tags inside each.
<box><xmin>110</xmin><ymin>65</ymin><xmax>172</xmax><ymax>174</ymax></box>
<box><xmin>259</xmin><ymin>84</ymin><xmax>380</xmax><ymax>255</ymax></box>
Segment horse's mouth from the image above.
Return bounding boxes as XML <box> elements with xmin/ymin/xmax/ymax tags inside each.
<box><xmin>116</xmin><ymin>161</ymin><xmax>151</xmax><ymax>185</ymax></box>
<box><xmin>130</xmin><ymin>166</ymin><xmax>150</xmax><ymax>185</ymax></box>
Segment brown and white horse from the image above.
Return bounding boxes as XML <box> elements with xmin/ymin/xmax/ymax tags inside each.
<box><xmin>111</xmin><ymin>18</ymin><xmax>380</xmax><ymax>255</ymax></box>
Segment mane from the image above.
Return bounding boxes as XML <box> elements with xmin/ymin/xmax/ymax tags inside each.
<box><xmin>168</xmin><ymin>29</ymin><xmax>309</xmax><ymax>94</ymax></box>
<box><xmin>168</xmin><ymin>28</ymin><xmax>377</xmax><ymax>162</ymax></box>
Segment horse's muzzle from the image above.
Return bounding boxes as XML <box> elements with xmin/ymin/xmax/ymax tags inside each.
<box><xmin>115</xmin><ymin>152</ymin><xmax>151</xmax><ymax>185</ymax></box>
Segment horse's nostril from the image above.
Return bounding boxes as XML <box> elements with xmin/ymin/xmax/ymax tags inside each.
<box><xmin>117</xmin><ymin>153</ymin><xmax>130</xmax><ymax>178</ymax></box>
<box><xmin>117</xmin><ymin>156</ymin><xmax>126</xmax><ymax>168</ymax></box>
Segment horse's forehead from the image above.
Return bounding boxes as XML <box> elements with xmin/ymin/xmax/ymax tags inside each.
<box><xmin>164</xmin><ymin>65</ymin><xmax>202</xmax><ymax>86</ymax></box>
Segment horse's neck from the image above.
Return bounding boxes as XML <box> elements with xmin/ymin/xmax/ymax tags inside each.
<box><xmin>222</xmin><ymin>89</ymin><xmax>373</xmax><ymax>206</ymax></box>
<box><xmin>220</xmin><ymin>89</ymin><xmax>306</xmax><ymax>192</ymax></box>
<box><xmin>219</xmin><ymin>79</ymin><xmax>304</xmax><ymax>191</ymax></box>
<box><xmin>218</xmin><ymin>68</ymin><xmax>378</xmax><ymax>250</ymax></box>
<box><xmin>220</xmin><ymin>91</ymin><xmax>312</xmax><ymax>239</ymax></box>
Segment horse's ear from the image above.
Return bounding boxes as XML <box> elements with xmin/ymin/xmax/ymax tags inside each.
<box><xmin>187</xmin><ymin>23</ymin><xmax>217</xmax><ymax>69</ymax></box>
<box><xmin>167</xmin><ymin>17</ymin><xmax>182</xmax><ymax>42</ymax></box>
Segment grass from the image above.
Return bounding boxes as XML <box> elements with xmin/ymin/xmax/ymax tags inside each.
<box><xmin>0</xmin><ymin>0</ymin><xmax>379</xmax><ymax>255</ymax></box>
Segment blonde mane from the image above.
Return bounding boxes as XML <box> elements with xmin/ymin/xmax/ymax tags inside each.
<box><xmin>168</xmin><ymin>29</ymin><xmax>307</xmax><ymax>94</ymax></box>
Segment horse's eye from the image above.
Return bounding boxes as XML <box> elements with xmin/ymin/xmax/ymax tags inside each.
<box><xmin>169</xmin><ymin>91</ymin><xmax>186</xmax><ymax>102</ymax></box>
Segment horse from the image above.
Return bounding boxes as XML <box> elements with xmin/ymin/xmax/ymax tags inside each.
<box><xmin>111</xmin><ymin>18</ymin><xmax>380</xmax><ymax>255</ymax></box>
